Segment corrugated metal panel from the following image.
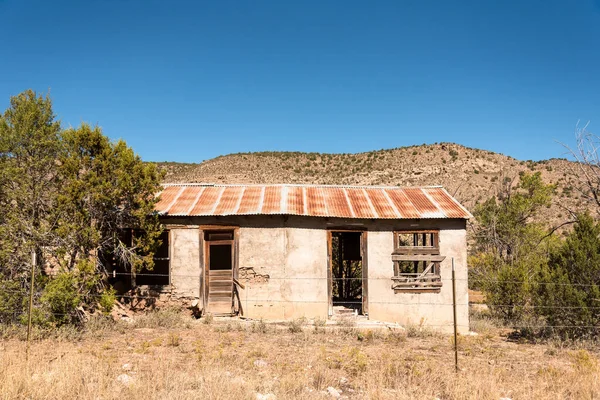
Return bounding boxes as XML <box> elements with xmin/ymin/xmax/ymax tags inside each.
<box><xmin>384</xmin><ymin>188</ymin><xmax>421</xmax><ymax>219</ymax></box>
<box><xmin>236</xmin><ymin>186</ymin><xmax>262</xmax><ymax>214</ymax></box>
<box><xmin>424</xmin><ymin>187</ymin><xmax>473</xmax><ymax>219</ymax></box>
<box><xmin>286</xmin><ymin>186</ymin><xmax>304</xmax><ymax>215</ymax></box>
<box><xmin>156</xmin><ymin>184</ymin><xmax>471</xmax><ymax>220</ymax></box>
<box><xmin>189</xmin><ymin>186</ymin><xmax>222</xmax><ymax>215</ymax></box>
<box><xmin>168</xmin><ymin>186</ymin><xmax>203</xmax><ymax>215</ymax></box>
<box><xmin>155</xmin><ymin>186</ymin><xmax>183</xmax><ymax>214</ymax></box>
<box><xmin>306</xmin><ymin>187</ymin><xmax>327</xmax><ymax>216</ymax></box>
<box><xmin>368</xmin><ymin>189</ymin><xmax>400</xmax><ymax>219</ymax></box>
<box><xmin>324</xmin><ymin>187</ymin><xmax>353</xmax><ymax>218</ymax></box>
<box><xmin>214</xmin><ymin>186</ymin><xmax>244</xmax><ymax>215</ymax></box>
<box><xmin>346</xmin><ymin>188</ymin><xmax>375</xmax><ymax>219</ymax></box>
<box><xmin>402</xmin><ymin>188</ymin><xmax>445</xmax><ymax>218</ymax></box>
<box><xmin>262</xmin><ymin>186</ymin><xmax>281</xmax><ymax>214</ymax></box>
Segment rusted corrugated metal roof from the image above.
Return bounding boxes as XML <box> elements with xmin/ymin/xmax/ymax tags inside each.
<box><xmin>155</xmin><ymin>184</ymin><xmax>472</xmax><ymax>219</ymax></box>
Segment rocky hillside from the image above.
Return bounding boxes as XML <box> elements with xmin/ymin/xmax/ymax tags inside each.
<box><xmin>154</xmin><ymin>143</ymin><xmax>588</xmax><ymax>228</ymax></box>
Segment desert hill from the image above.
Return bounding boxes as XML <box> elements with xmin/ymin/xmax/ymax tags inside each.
<box><xmin>154</xmin><ymin>143</ymin><xmax>587</xmax><ymax>228</ymax></box>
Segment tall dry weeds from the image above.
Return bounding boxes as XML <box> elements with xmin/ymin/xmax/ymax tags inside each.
<box><xmin>1</xmin><ymin>315</ymin><xmax>600</xmax><ymax>399</ymax></box>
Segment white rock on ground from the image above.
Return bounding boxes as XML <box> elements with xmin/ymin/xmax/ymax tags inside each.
<box><xmin>327</xmin><ymin>386</ymin><xmax>341</xmax><ymax>398</ymax></box>
<box><xmin>253</xmin><ymin>359</ymin><xmax>268</xmax><ymax>368</ymax></box>
<box><xmin>121</xmin><ymin>363</ymin><xmax>132</xmax><ymax>371</ymax></box>
<box><xmin>116</xmin><ymin>374</ymin><xmax>134</xmax><ymax>386</ymax></box>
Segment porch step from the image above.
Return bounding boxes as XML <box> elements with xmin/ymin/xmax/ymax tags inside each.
<box><xmin>333</xmin><ymin>306</ymin><xmax>358</xmax><ymax>316</ymax></box>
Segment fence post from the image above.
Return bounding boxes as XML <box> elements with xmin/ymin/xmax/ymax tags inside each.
<box><xmin>26</xmin><ymin>250</ymin><xmax>36</xmax><ymax>361</ymax></box>
<box><xmin>452</xmin><ymin>257</ymin><xmax>458</xmax><ymax>372</ymax></box>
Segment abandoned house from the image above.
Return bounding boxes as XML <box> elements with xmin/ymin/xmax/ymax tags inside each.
<box><xmin>140</xmin><ymin>183</ymin><xmax>471</xmax><ymax>332</ymax></box>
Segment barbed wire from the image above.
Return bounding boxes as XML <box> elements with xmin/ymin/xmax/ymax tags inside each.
<box><xmin>28</xmin><ymin>270</ymin><xmax>600</xmax><ymax>288</ymax></box>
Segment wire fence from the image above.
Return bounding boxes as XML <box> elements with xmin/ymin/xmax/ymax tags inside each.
<box><xmin>2</xmin><ymin>274</ymin><xmax>600</xmax><ymax>325</ymax></box>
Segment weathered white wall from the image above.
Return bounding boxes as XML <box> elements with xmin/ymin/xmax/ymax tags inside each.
<box><xmin>237</xmin><ymin>223</ymin><xmax>328</xmax><ymax>319</ymax></box>
<box><xmin>366</xmin><ymin>227</ymin><xmax>469</xmax><ymax>333</ymax></box>
<box><xmin>169</xmin><ymin>228</ymin><xmax>200</xmax><ymax>298</ymax></box>
<box><xmin>161</xmin><ymin>215</ymin><xmax>468</xmax><ymax>332</ymax></box>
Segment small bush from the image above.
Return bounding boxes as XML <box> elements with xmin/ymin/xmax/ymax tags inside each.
<box><xmin>40</xmin><ymin>272</ymin><xmax>81</xmax><ymax>326</ymax></box>
<box><xmin>167</xmin><ymin>333</ymin><xmax>181</xmax><ymax>347</ymax></box>
<box><xmin>313</xmin><ymin>316</ymin><xmax>327</xmax><ymax>332</ymax></box>
<box><xmin>251</xmin><ymin>319</ymin><xmax>268</xmax><ymax>333</ymax></box>
<box><xmin>202</xmin><ymin>313</ymin><xmax>214</xmax><ymax>325</ymax></box>
<box><xmin>288</xmin><ymin>317</ymin><xmax>307</xmax><ymax>333</ymax></box>
<box><xmin>98</xmin><ymin>288</ymin><xmax>116</xmax><ymax>314</ymax></box>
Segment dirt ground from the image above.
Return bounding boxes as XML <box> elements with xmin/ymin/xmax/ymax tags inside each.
<box><xmin>1</xmin><ymin>313</ymin><xmax>599</xmax><ymax>400</ymax></box>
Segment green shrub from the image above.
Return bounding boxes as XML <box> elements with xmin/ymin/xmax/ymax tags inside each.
<box><xmin>99</xmin><ymin>287</ymin><xmax>116</xmax><ymax>314</ymax></box>
<box><xmin>0</xmin><ymin>279</ymin><xmax>26</xmax><ymax>324</ymax></box>
<box><xmin>40</xmin><ymin>272</ymin><xmax>81</xmax><ymax>326</ymax></box>
<box><xmin>535</xmin><ymin>214</ymin><xmax>600</xmax><ymax>339</ymax></box>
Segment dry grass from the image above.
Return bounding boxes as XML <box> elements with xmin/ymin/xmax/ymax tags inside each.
<box><xmin>1</xmin><ymin>313</ymin><xmax>600</xmax><ymax>399</ymax></box>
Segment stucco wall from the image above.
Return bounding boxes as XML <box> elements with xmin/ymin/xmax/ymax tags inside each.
<box><xmin>169</xmin><ymin>228</ymin><xmax>200</xmax><ymax>298</ymax></box>
<box><xmin>237</xmin><ymin>224</ymin><xmax>328</xmax><ymax>319</ymax></box>
<box><xmin>161</xmin><ymin>215</ymin><xmax>468</xmax><ymax>332</ymax></box>
<box><xmin>366</xmin><ymin>227</ymin><xmax>468</xmax><ymax>333</ymax></box>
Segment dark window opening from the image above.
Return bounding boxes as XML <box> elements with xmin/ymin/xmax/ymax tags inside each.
<box><xmin>137</xmin><ymin>230</ymin><xmax>170</xmax><ymax>286</ymax></box>
<box><xmin>209</xmin><ymin>244</ymin><xmax>232</xmax><ymax>271</ymax></box>
<box><xmin>331</xmin><ymin>232</ymin><xmax>363</xmax><ymax>314</ymax></box>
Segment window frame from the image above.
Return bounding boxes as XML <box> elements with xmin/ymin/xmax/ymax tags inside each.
<box><xmin>391</xmin><ymin>230</ymin><xmax>444</xmax><ymax>292</ymax></box>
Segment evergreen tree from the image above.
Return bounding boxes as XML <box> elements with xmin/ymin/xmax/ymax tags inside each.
<box><xmin>536</xmin><ymin>213</ymin><xmax>600</xmax><ymax>338</ymax></box>
<box><xmin>0</xmin><ymin>90</ymin><xmax>163</xmax><ymax>325</ymax></box>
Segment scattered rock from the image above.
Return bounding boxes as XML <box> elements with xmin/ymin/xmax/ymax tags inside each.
<box><xmin>121</xmin><ymin>363</ymin><xmax>132</xmax><ymax>371</ymax></box>
<box><xmin>116</xmin><ymin>374</ymin><xmax>134</xmax><ymax>386</ymax></box>
<box><xmin>253</xmin><ymin>359</ymin><xmax>268</xmax><ymax>368</ymax></box>
<box><xmin>339</xmin><ymin>377</ymin><xmax>349</xmax><ymax>385</ymax></box>
<box><xmin>327</xmin><ymin>386</ymin><xmax>341</xmax><ymax>398</ymax></box>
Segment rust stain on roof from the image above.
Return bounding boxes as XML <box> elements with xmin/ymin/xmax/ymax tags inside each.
<box><xmin>402</xmin><ymin>188</ymin><xmax>443</xmax><ymax>218</ymax></box>
<box><xmin>168</xmin><ymin>186</ymin><xmax>203</xmax><ymax>215</ymax></box>
<box><xmin>306</xmin><ymin>187</ymin><xmax>327</xmax><ymax>216</ymax></box>
<box><xmin>286</xmin><ymin>186</ymin><xmax>304</xmax><ymax>215</ymax></box>
<box><xmin>189</xmin><ymin>186</ymin><xmax>221</xmax><ymax>215</ymax></box>
<box><xmin>214</xmin><ymin>186</ymin><xmax>243</xmax><ymax>215</ymax></box>
<box><xmin>384</xmin><ymin>189</ymin><xmax>421</xmax><ymax>219</ymax></box>
<box><xmin>157</xmin><ymin>184</ymin><xmax>472</xmax><ymax>219</ymax></box>
<box><xmin>368</xmin><ymin>189</ymin><xmax>399</xmax><ymax>219</ymax></box>
<box><xmin>424</xmin><ymin>187</ymin><xmax>471</xmax><ymax>219</ymax></box>
<box><xmin>346</xmin><ymin>188</ymin><xmax>373</xmax><ymax>219</ymax></box>
<box><xmin>262</xmin><ymin>186</ymin><xmax>281</xmax><ymax>214</ymax></box>
<box><xmin>236</xmin><ymin>186</ymin><xmax>261</xmax><ymax>214</ymax></box>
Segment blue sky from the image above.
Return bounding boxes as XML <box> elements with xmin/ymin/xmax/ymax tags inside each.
<box><xmin>1</xmin><ymin>0</ymin><xmax>599</xmax><ymax>162</ymax></box>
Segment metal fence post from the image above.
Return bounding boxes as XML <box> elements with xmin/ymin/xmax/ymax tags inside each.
<box><xmin>26</xmin><ymin>250</ymin><xmax>36</xmax><ymax>361</ymax></box>
<box><xmin>452</xmin><ymin>257</ymin><xmax>458</xmax><ymax>372</ymax></box>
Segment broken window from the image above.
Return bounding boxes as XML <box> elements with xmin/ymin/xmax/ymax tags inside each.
<box><xmin>391</xmin><ymin>231</ymin><xmax>444</xmax><ymax>291</ymax></box>
<box><xmin>137</xmin><ymin>230</ymin><xmax>170</xmax><ymax>286</ymax></box>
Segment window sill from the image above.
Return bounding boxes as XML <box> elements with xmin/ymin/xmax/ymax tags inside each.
<box><xmin>391</xmin><ymin>275</ymin><xmax>442</xmax><ymax>293</ymax></box>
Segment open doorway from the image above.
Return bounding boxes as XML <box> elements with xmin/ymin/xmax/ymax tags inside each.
<box><xmin>329</xmin><ymin>231</ymin><xmax>367</xmax><ymax>317</ymax></box>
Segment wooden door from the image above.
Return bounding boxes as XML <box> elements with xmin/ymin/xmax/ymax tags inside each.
<box><xmin>206</xmin><ymin>241</ymin><xmax>234</xmax><ymax>315</ymax></box>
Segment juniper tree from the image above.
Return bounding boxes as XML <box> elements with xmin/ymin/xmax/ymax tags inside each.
<box><xmin>0</xmin><ymin>90</ymin><xmax>163</xmax><ymax>325</ymax></box>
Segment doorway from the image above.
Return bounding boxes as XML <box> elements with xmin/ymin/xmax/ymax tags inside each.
<box><xmin>328</xmin><ymin>231</ymin><xmax>367</xmax><ymax>317</ymax></box>
<box><xmin>204</xmin><ymin>231</ymin><xmax>235</xmax><ymax>315</ymax></box>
